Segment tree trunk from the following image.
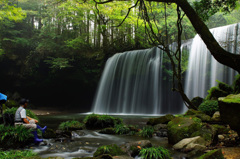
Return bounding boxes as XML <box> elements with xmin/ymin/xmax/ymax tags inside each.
<box><xmin>147</xmin><ymin>0</ymin><xmax>240</xmax><ymax>73</ymax></box>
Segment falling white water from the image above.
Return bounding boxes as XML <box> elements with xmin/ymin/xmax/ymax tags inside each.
<box><xmin>92</xmin><ymin>47</ymin><xmax>184</xmax><ymax>115</ymax></box>
<box><xmin>92</xmin><ymin>23</ymin><xmax>239</xmax><ymax>115</ymax></box>
<box><xmin>185</xmin><ymin>23</ymin><xmax>240</xmax><ymax>100</ymax></box>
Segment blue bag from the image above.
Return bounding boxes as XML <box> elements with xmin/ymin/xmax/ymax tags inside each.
<box><xmin>0</xmin><ymin>93</ymin><xmax>7</xmax><ymax>101</ymax></box>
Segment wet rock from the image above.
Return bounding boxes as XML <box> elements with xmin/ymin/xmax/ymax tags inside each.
<box><xmin>43</xmin><ymin>128</ymin><xmax>57</xmax><ymax>139</ymax></box>
<box><xmin>191</xmin><ymin>123</ymin><xmax>216</xmax><ymax>146</ymax></box>
<box><xmin>156</xmin><ymin>129</ymin><xmax>168</xmax><ymax>137</ymax></box>
<box><xmin>198</xmin><ymin>149</ymin><xmax>224</xmax><ymax>159</ymax></box>
<box><xmin>191</xmin><ymin>96</ymin><xmax>203</xmax><ymax>108</ymax></box>
<box><xmin>167</xmin><ymin>117</ymin><xmax>202</xmax><ymax>144</ymax></box>
<box><xmin>218</xmin><ymin>135</ymin><xmax>224</xmax><ymax>141</ymax></box>
<box><xmin>72</xmin><ymin>130</ymin><xmax>86</xmax><ymax>138</ymax></box>
<box><xmin>56</xmin><ymin>130</ymin><xmax>72</xmax><ymax>138</ymax></box>
<box><xmin>153</xmin><ymin>124</ymin><xmax>167</xmax><ymax>131</ymax></box>
<box><xmin>112</xmin><ymin>155</ymin><xmax>133</xmax><ymax>159</ymax></box>
<box><xmin>99</xmin><ymin>128</ymin><xmax>116</xmax><ymax>134</ymax></box>
<box><xmin>173</xmin><ymin>136</ymin><xmax>206</xmax><ymax>152</ymax></box>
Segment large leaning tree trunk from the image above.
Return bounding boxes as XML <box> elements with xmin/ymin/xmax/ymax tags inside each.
<box><xmin>147</xmin><ymin>0</ymin><xmax>240</xmax><ymax>73</ymax></box>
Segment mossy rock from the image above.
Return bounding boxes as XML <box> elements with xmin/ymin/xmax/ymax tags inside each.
<box><xmin>206</xmin><ymin>87</ymin><xmax>229</xmax><ymax>100</ymax></box>
<box><xmin>198</xmin><ymin>149</ymin><xmax>224</xmax><ymax>159</ymax></box>
<box><xmin>185</xmin><ymin>109</ymin><xmax>211</xmax><ymax>122</ymax></box>
<box><xmin>191</xmin><ymin>97</ymin><xmax>204</xmax><ymax>108</ymax></box>
<box><xmin>99</xmin><ymin>128</ymin><xmax>116</xmax><ymax>134</ymax></box>
<box><xmin>73</xmin><ymin>154</ymin><xmax>113</xmax><ymax>159</ymax></box>
<box><xmin>211</xmin><ymin>124</ymin><xmax>230</xmax><ymax>135</ymax></box>
<box><xmin>84</xmin><ymin>114</ymin><xmax>122</xmax><ymax>130</ymax></box>
<box><xmin>167</xmin><ymin>117</ymin><xmax>202</xmax><ymax>144</ymax></box>
<box><xmin>93</xmin><ymin>144</ymin><xmax>126</xmax><ymax>157</ymax></box>
<box><xmin>218</xmin><ymin>94</ymin><xmax>240</xmax><ymax>136</ymax></box>
<box><xmin>217</xmin><ymin>80</ymin><xmax>233</xmax><ymax>94</ymax></box>
<box><xmin>42</xmin><ymin>128</ymin><xmax>57</xmax><ymax>139</ymax></box>
<box><xmin>191</xmin><ymin>124</ymin><xmax>216</xmax><ymax>146</ymax></box>
<box><xmin>147</xmin><ymin>114</ymin><xmax>175</xmax><ymax>126</ymax></box>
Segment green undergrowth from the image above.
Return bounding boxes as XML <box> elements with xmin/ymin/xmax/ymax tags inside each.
<box><xmin>139</xmin><ymin>146</ymin><xmax>171</xmax><ymax>159</ymax></box>
<box><xmin>58</xmin><ymin>120</ymin><xmax>85</xmax><ymax>131</ymax></box>
<box><xmin>0</xmin><ymin>150</ymin><xmax>37</xmax><ymax>159</ymax></box>
<box><xmin>0</xmin><ymin>125</ymin><xmax>33</xmax><ymax>150</ymax></box>
<box><xmin>139</xmin><ymin>126</ymin><xmax>154</xmax><ymax>138</ymax></box>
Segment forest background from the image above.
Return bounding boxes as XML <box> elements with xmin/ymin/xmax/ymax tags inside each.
<box><xmin>0</xmin><ymin>0</ymin><xmax>240</xmax><ymax>112</ymax></box>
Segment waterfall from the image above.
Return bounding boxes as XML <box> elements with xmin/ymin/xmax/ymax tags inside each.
<box><xmin>92</xmin><ymin>23</ymin><xmax>240</xmax><ymax>115</ymax></box>
<box><xmin>92</xmin><ymin>47</ymin><xmax>184</xmax><ymax>115</ymax></box>
<box><xmin>185</xmin><ymin>23</ymin><xmax>240</xmax><ymax>100</ymax></box>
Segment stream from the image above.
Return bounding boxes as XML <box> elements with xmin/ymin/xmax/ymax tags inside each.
<box><xmin>28</xmin><ymin>113</ymin><xmax>187</xmax><ymax>159</ymax></box>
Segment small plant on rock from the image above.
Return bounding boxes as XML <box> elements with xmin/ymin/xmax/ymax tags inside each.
<box><xmin>58</xmin><ymin>120</ymin><xmax>84</xmax><ymax>131</ymax></box>
<box><xmin>84</xmin><ymin>114</ymin><xmax>123</xmax><ymax>129</ymax></box>
<box><xmin>115</xmin><ymin>124</ymin><xmax>130</xmax><ymax>135</ymax></box>
<box><xmin>140</xmin><ymin>126</ymin><xmax>154</xmax><ymax>138</ymax></box>
<box><xmin>139</xmin><ymin>146</ymin><xmax>171</xmax><ymax>159</ymax></box>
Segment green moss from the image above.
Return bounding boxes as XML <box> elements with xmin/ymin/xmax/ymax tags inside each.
<box><xmin>206</xmin><ymin>87</ymin><xmax>229</xmax><ymax>100</ymax></box>
<box><xmin>198</xmin><ymin>100</ymin><xmax>219</xmax><ymax>116</ymax></box>
<box><xmin>216</xmin><ymin>80</ymin><xmax>233</xmax><ymax>94</ymax></box>
<box><xmin>191</xmin><ymin>97</ymin><xmax>204</xmax><ymax>108</ymax></box>
<box><xmin>93</xmin><ymin>144</ymin><xmax>126</xmax><ymax>157</ymax></box>
<box><xmin>212</xmin><ymin>124</ymin><xmax>230</xmax><ymax>134</ymax></box>
<box><xmin>198</xmin><ymin>149</ymin><xmax>224</xmax><ymax>159</ymax></box>
<box><xmin>218</xmin><ymin>94</ymin><xmax>240</xmax><ymax>104</ymax></box>
<box><xmin>84</xmin><ymin>114</ymin><xmax>123</xmax><ymax>129</ymax></box>
<box><xmin>147</xmin><ymin>114</ymin><xmax>175</xmax><ymax>125</ymax></box>
<box><xmin>167</xmin><ymin>117</ymin><xmax>202</xmax><ymax>144</ymax></box>
<box><xmin>99</xmin><ymin>128</ymin><xmax>116</xmax><ymax>134</ymax></box>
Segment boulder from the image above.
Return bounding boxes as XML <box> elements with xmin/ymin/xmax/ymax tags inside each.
<box><xmin>185</xmin><ymin>109</ymin><xmax>211</xmax><ymax>122</ymax></box>
<box><xmin>218</xmin><ymin>94</ymin><xmax>240</xmax><ymax>135</ymax></box>
<box><xmin>167</xmin><ymin>117</ymin><xmax>202</xmax><ymax>144</ymax></box>
<box><xmin>198</xmin><ymin>149</ymin><xmax>224</xmax><ymax>159</ymax></box>
<box><xmin>190</xmin><ymin>97</ymin><xmax>203</xmax><ymax>108</ymax></box>
<box><xmin>191</xmin><ymin>124</ymin><xmax>216</xmax><ymax>146</ymax></box>
<box><xmin>147</xmin><ymin>114</ymin><xmax>175</xmax><ymax>126</ymax></box>
<box><xmin>173</xmin><ymin>136</ymin><xmax>206</xmax><ymax>152</ymax></box>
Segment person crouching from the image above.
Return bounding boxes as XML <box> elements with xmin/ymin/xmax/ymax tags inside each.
<box><xmin>15</xmin><ymin>98</ymin><xmax>47</xmax><ymax>143</ymax></box>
